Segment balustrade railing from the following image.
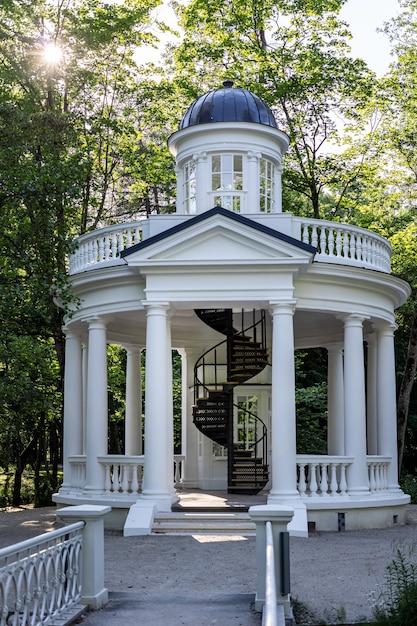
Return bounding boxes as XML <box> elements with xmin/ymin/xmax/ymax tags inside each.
<box><xmin>297</xmin><ymin>455</ymin><xmax>391</xmax><ymax>497</ymax></box>
<box><xmin>295</xmin><ymin>218</ymin><xmax>391</xmax><ymax>273</ymax></box>
<box><xmin>367</xmin><ymin>456</ymin><xmax>390</xmax><ymax>493</ymax></box>
<box><xmin>69</xmin><ymin>222</ymin><xmax>143</xmax><ymax>274</ymax></box>
<box><xmin>68</xmin><ymin>455</ymin><xmax>185</xmax><ymax>496</ymax></box>
<box><xmin>297</xmin><ymin>455</ymin><xmax>354</xmax><ymax>497</ymax></box>
<box><xmin>0</xmin><ymin>522</ymin><xmax>84</xmax><ymax>626</ymax></box>
<box><xmin>68</xmin><ymin>217</ymin><xmax>391</xmax><ymax>275</ymax></box>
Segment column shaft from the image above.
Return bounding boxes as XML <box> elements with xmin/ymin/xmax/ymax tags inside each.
<box><xmin>141</xmin><ymin>303</ymin><xmax>173</xmax><ymax>509</ymax></box>
<box><xmin>376</xmin><ymin>324</ymin><xmax>400</xmax><ymax>491</ymax></box>
<box><xmin>61</xmin><ymin>328</ymin><xmax>83</xmax><ymax>492</ymax></box>
<box><xmin>327</xmin><ymin>344</ymin><xmax>345</xmax><ymax>456</ymax></box>
<box><xmin>125</xmin><ymin>347</ymin><xmax>142</xmax><ymax>456</ymax></box>
<box><xmin>343</xmin><ymin>315</ymin><xmax>369</xmax><ymax>495</ymax></box>
<box><xmin>366</xmin><ymin>334</ymin><xmax>378</xmax><ymax>455</ymax></box>
<box><xmin>268</xmin><ymin>302</ymin><xmax>298</xmax><ymax>500</ymax></box>
<box><xmin>84</xmin><ymin>318</ymin><xmax>108</xmax><ymax>494</ymax></box>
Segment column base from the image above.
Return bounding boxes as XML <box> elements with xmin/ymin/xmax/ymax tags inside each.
<box><xmin>267</xmin><ymin>493</ymin><xmax>308</xmax><ymax>537</ymax></box>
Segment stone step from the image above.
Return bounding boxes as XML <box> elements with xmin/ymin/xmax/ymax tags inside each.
<box><xmin>152</xmin><ymin>511</ymin><xmax>256</xmax><ymax>535</ymax></box>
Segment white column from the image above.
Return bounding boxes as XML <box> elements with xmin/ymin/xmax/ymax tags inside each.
<box><xmin>343</xmin><ymin>314</ymin><xmax>369</xmax><ymax>496</ymax></box>
<box><xmin>246</xmin><ymin>151</ymin><xmax>260</xmax><ymax>211</ymax></box>
<box><xmin>82</xmin><ymin>341</ymin><xmax>88</xmax><ymax>454</ymax></box>
<box><xmin>84</xmin><ymin>317</ymin><xmax>108</xmax><ymax>495</ymax></box>
<box><xmin>61</xmin><ymin>327</ymin><xmax>83</xmax><ymax>493</ymax></box>
<box><xmin>268</xmin><ymin>301</ymin><xmax>299</xmax><ymax>501</ymax></box>
<box><xmin>327</xmin><ymin>343</ymin><xmax>345</xmax><ymax>456</ymax></box>
<box><xmin>166</xmin><ymin>315</ymin><xmax>177</xmax><ymax>500</ymax></box>
<box><xmin>140</xmin><ymin>302</ymin><xmax>174</xmax><ymax>510</ymax></box>
<box><xmin>376</xmin><ymin>322</ymin><xmax>400</xmax><ymax>491</ymax></box>
<box><xmin>124</xmin><ymin>346</ymin><xmax>142</xmax><ymax>456</ymax></box>
<box><xmin>366</xmin><ymin>333</ymin><xmax>378</xmax><ymax>455</ymax></box>
<box><xmin>179</xmin><ymin>348</ymin><xmax>200</xmax><ymax>488</ymax></box>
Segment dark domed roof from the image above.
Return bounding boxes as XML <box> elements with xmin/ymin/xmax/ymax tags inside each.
<box><xmin>179</xmin><ymin>81</ymin><xmax>278</xmax><ymax>129</ymax></box>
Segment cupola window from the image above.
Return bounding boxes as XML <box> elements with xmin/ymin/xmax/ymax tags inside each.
<box><xmin>211</xmin><ymin>154</ymin><xmax>243</xmax><ymax>212</ymax></box>
<box><xmin>259</xmin><ymin>158</ymin><xmax>275</xmax><ymax>213</ymax></box>
<box><xmin>184</xmin><ymin>159</ymin><xmax>197</xmax><ymax>214</ymax></box>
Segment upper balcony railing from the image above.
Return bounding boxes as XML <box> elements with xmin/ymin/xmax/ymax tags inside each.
<box><xmin>68</xmin><ymin>216</ymin><xmax>391</xmax><ymax>275</ymax></box>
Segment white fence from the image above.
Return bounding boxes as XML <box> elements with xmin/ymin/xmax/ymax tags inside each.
<box><xmin>0</xmin><ymin>523</ymin><xmax>84</xmax><ymax>626</ymax></box>
<box><xmin>0</xmin><ymin>505</ymin><xmax>109</xmax><ymax>626</ymax></box>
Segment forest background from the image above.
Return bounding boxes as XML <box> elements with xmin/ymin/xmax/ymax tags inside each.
<box><xmin>1</xmin><ymin>0</ymin><xmax>417</xmax><ymax>507</ymax></box>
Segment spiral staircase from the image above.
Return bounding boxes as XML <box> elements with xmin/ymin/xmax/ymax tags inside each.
<box><xmin>193</xmin><ymin>309</ymin><xmax>269</xmax><ymax>494</ymax></box>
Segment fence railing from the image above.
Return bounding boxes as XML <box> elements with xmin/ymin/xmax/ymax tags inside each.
<box><xmin>0</xmin><ymin>522</ymin><xmax>85</xmax><ymax>626</ymax></box>
<box><xmin>0</xmin><ymin>505</ymin><xmax>110</xmax><ymax>626</ymax></box>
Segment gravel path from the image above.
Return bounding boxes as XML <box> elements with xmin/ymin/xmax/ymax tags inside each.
<box><xmin>1</xmin><ymin>505</ymin><xmax>417</xmax><ymax>624</ymax></box>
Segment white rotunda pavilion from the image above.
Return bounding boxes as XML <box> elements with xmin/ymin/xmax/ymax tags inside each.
<box><xmin>54</xmin><ymin>82</ymin><xmax>411</xmax><ymax>536</ymax></box>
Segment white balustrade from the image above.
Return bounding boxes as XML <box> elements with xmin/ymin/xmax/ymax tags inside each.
<box><xmin>367</xmin><ymin>456</ymin><xmax>390</xmax><ymax>493</ymax></box>
<box><xmin>296</xmin><ymin>218</ymin><xmax>391</xmax><ymax>273</ymax></box>
<box><xmin>297</xmin><ymin>455</ymin><xmax>354</xmax><ymax>497</ymax></box>
<box><xmin>98</xmin><ymin>455</ymin><xmax>145</xmax><ymax>495</ymax></box>
<box><xmin>69</xmin><ymin>222</ymin><xmax>143</xmax><ymax>274</ymax></box>
<box><xmin>297</xmin><ymin>455</ymin><xmax>391</xmax><ymax>497</ymax></box>
<box><xmin>174</xmin><ymin>455</ymin><xmax>185</xmax><ymax>487</ymax></box>
<box><xmin>68</xmin><ymin>217</ymin><xmax>391</xmax><ymax>274</ymax></box>
<box><xmin>69</xmin><ymin>455</ymin><xmax>87</xmax><ymax>490</ymax></box>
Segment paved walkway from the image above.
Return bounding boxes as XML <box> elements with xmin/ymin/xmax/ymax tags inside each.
<box><xmin>1</xmin><ymin>503</ymin><xmax>417</xmax><ymax>625</ymax></box>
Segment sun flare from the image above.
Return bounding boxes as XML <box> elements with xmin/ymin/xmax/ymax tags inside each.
<box><xmin>43</xmin><ymin>43</ymin><xmax>63</xmax><ymax>65</ymax></box>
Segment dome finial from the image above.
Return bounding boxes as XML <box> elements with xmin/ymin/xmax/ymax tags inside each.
<box><xmin>223</xmin><ymin>80</ymin><xmax>234</xmax><ymax>88</ymax></box>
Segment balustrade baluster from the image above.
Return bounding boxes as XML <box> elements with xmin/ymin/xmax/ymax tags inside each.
<box><xmin>134</xmin><ymin>226</ymin><xmax>141</xmax><ymax>244</ymax></box>
<box><xmin>87</xmin><ymin>240</ymin><xmax>93</xmax><ymax>265</ymax></box>
<box><xmin>335</xmin><ymin>230</ymin><xmax>342</xmax><ymax>257</ymax></box>
<box><xmin>111</xmin><ymin>232</ymin><xmax>118</xmax><ymax>258</ymax></box>
<box><xmin>328</xmin><ymin>229</ymin><xmax>335</xmax><ymax>256</ymax></box>
<box><xmin>92</xmin><ymin>238</ymin><xmax>98</xmax><ymax>265</ymax></box>
<box><xmin>350</xmin><ymin>232</ymin><xmax>356</xmax><ymax>259</ymax></box>
<box><xmin>131</xmin><ymin>464</ymin><xmax>139</xmax><ymax>493</ymax></box>
<box><xmin>309</xmin><ymin>463</ymin><xmax>318</xmax><ymax>496</ymax></box>
<box><xmin>368</xmin><ymin>463</ymin><xmax>376</xmax><ymax>493</ymax></box>
<box><xmin>375</xmin><ymin>463</ymin><xmax>381</xmax><ymax>492</ymax></box>
<box><xmin>112</xmin><ymin>463</ymin><xmax>121</xmax><ymax>492</ymax></box>
<box><xmin>301</xmin><ymin>224</ymin><xmax>310</xmax><ymax>245</ymax></box>
<box><xmin>118</xmin><ymin>231</ymin><xmax>125</xmax><ymax>256</ymax></box>
<box><xmin>319</xmin><ymin>463</ymin><xmax>328</xmax><ymax>496</ymax></box>
<box><xmin>343</xmin><ymin>230</ymin><xmax>349</xmax><ymax>258</ymax></box>
<box><xmin>121</xmin><ymin>464</ymin><xmax>129</xmax><ymax>493</ymax></box>
<box><xmin>329</xmin><ymin>463</ymin><xmax>338</xmax><ymax>496</ymax></box>
<box><xmin>311</xmin><ymin>226</ymin><xmax>318</xmax><ymax>248</ymax></box>
<box><xmin>104</xmin><ymin>235</ymin><xmax>110</xmax><ymax>261</ymax></box>
<box><xmin>98</xmin><ymin>236</ymin><xmax>104</xmax><ymax>262</ymax></box>
<box><xmin>104</xmin><ymin>464</ymin><xmax>112</xmax><ymax>493</ymax></box>
<box><xmin>339</xmin><ymin>463</ymin><xmax>348</xmax><ymax>495</ymax></box>
<box><xmin>126</xmin><ymin>229</ymin><xmax>133</xmax><ymax>247</ymax></box>
<box><xmin>319</xmin><ymin>227</ymin><xmax>327</xmax><ymax>255</ymax></box>
<box><xmin>297</xmin><ymin>463</ymin><xmax>307</xmax><ymax>495</ymax></box>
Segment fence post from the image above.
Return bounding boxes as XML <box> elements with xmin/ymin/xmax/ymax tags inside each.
<box><xmin>249</xmin><ymin>504</ymin><xmax>294</xmax><ymax>619</ymax></box>
<box><xmin>56</xmin><ymin>504</ymin><xmax>111</xmax><ymax>609</ymax></box>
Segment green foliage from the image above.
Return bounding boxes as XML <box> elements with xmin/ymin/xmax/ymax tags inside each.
<box><xmin>400</xmin><ymin>474</ymin><xmax>417</xmax><ymax>504</ymax></box>
<box><xmin>372</xmin><ymin>548</ymin><xmax>417</xmax><ymax>626</ymax></box>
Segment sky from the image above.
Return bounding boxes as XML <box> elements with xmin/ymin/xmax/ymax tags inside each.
<box><xmin>146</xmin><ymin>0</ymin><xmax>401</xmax><ymax>76</ymax></box>
<box><xmin>340</xmin><ymin>0</ymin><xmax>400</xmax><ymax>76</ymax></box>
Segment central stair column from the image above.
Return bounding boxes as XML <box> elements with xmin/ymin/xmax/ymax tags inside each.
<box><xmin>141</xmin><ymin>302</ymin><xmax>174</xmax><ymax>511</ymax></box>
<box><xmin>268</xmin><ymin>301</ymin><xmax>299</xmax><ymax>501</ymax></box>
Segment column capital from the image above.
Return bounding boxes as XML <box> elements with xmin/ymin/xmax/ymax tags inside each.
<box><xmin>247</xmin><ymin>150</ymin><xmax>262</xmax><ymax>161</ymax></box>
<box><xmin>142</xmin><ymin>301</ymin><xmax>170</xmax><ymax>312</ymax></box>
<box><xmin>326</xmin><ymin>342</ymin><xmax>344</xmax><ymax>354</ymax></box>
<box><xmin>121</xmin><ymin>344</ymin><xmax>144</xmax><ymax>355</ymax></box>
<box><xmin>337</xmin><ymin>312</ymin><xmax>369</xmax><ymax>326</ymax></box>
<box><xmin>63</xmin><ymin>325</ymin><xmax>80</xmax><ymax>339</ymax></box>
<box><xmin>81</xmin><ymin>315</ymin><xmax>108</xmax><ymax>330</ymax></box>
<box><xmin>372</xmin><ymin>320</ymin><xmax>398</xmax><ymax>335</ymax></box>
<box><xmin>192</xmin><ymin>151</ymin><xmax>207</xmax><ymax>163</ymax></box>
<box><xmin>269</xmin><ymin>300</ymin><xmax>297</xmax><ymax>316</ymax></box>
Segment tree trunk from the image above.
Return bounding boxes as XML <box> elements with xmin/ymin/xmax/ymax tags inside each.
<box><xmin>397</xmin><ymin>304</ymin><xmax>417</xmax><ymax>472</ymax></box>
